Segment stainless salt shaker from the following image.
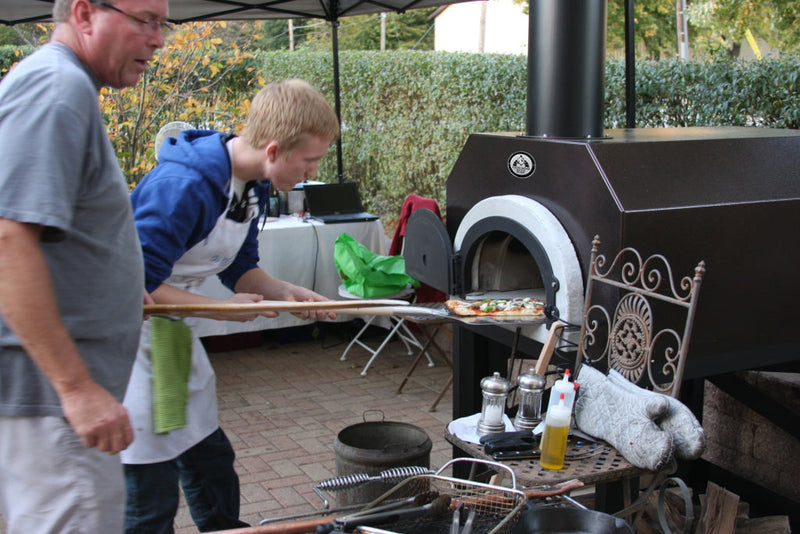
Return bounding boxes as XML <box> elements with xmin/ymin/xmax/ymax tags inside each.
<box><xmin>514</xmin><ymin>368</ymin><xmax>546</xmax><ymax>431</ymax></box>
<box><xmin>477</xmin><ymin>372</ymin><xmax>510</xmax><ymax>436</ymax></box>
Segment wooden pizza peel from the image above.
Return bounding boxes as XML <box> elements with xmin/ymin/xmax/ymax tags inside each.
<box><xmin>144</xmin><ymin>299</ymin><xmax>410</xmax><ymax>317</ymax></box>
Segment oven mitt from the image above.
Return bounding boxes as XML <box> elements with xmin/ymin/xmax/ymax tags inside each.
<box><xmin>149</xmin><ymin>316</ymin><xmax>193</xmax><ymax>434</ymax></box>
<box><xmin>574</xmin><ymin>365</ymin><xmax>674</xmax><ymax>471</ymax></box>
<box><xmin>607</xmin><ymin>369</ymin><xmax>706</xmax><ymax>460</ymax></box>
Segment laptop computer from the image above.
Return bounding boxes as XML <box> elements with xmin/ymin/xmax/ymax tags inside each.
<box><xmin>303</xmin><ymin>182</ymin><xmax>379</xmax><ymax>224</ymax></box>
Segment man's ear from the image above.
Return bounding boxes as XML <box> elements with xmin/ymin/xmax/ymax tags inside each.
<box><xmin>73</xmin><ymin>0</ymin><xmax>96</xmax><ymax>32</ymax></box>
<box><xmin>264</xmin><ymin>141</ymin><xmax>280</xmax><ymax>162</ymax></box>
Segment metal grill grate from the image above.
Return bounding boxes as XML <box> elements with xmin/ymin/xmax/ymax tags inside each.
<box><xmin>445</xmin><ymin>430</ymin><xmax>644</xmax><ymax>488</ymax></box>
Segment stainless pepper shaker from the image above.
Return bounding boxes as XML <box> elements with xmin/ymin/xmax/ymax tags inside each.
<box><xmin>514</xmin><ymin>368</ymin><xmax>546</xmax><ymax>431</ymax></box>
<box><xmin>477</xmin><ymin>372</ymin><xmax>510</xmax><ymax>436</ymax></box>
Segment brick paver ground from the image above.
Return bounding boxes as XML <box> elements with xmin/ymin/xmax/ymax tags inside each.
<box><xmin>176</xmin><ymin>322</ymin><xmax>455</xmax><ymax>532</ymax></box>
<box><xmin>0</xmin><ymin>321</ymin><xmax>454</xmax><ymax>534</ymax></box>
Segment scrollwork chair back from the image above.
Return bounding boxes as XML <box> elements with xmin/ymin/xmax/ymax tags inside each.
<box><xmin>575</xmin><ymin>236</ymin><xmax>706</xmax><ymax>398</ymax></box>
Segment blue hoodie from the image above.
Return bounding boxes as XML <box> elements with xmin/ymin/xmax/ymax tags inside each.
<box><xmin>131</xmin><ymin>130</ymin><xmax>270</xmax><ymax>293</ymax></box>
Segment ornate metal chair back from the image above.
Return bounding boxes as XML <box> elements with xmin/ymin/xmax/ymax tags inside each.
<box><xmin>575</xmin><ymin>236</ymin><xmax>706</xmax><ymax>398</ymax></box>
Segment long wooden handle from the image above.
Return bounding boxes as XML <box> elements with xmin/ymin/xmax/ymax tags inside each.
<box><xmin>534</xmin><ymin>321</ymin><xmax>564</xmax><ymax>376</ymax></box>
<box><xmin>449</xmin><ymin>477</ymin><xmax>585</xmax><ymax>511</ymax></box>
<box><xmin>334</xmin><ymin>305</ymin><xmax>447</xmax><ymax>317</ymax></box>
<box><xmin>215</xmin><ymin>479</ymin><xmax>586</xmax><ymax>534</ymax></box>
<box><xmin>144</xmin><ymin>299</ymin><xmax>410</xmax><ymax>317</ymax></box>
<box><xmin>523</xmin><ymin>478</ymin><xmax>584</xmax><ymax>499</ymax></box>
<box><xmin>216</xmin><ymin>516</ymin><xmax>336</xmax><ymax>534</ymax></box>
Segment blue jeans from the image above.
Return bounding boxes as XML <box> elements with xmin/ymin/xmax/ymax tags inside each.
<box><xmin>124</xmin><ymin>428</ymin><xmax>249</xmax><ymax>533</ymax></box>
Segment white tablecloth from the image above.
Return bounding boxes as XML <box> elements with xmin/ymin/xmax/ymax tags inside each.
<box><xmin>192</xmin><ymin>215</ymin><xmax>390</xmax><ymax>337</ymax></box>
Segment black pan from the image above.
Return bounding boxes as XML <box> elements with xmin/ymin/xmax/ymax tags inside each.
<box><xmin>511</xmin><ymin>505</ymin><xmax>634</xmax><ymax>534</ymax></box>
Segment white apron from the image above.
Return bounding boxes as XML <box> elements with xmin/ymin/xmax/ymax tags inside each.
<box><xmin>122</xmin><ymin>178</ymin><xmax>258</xmax><ymax>464</ymax></box>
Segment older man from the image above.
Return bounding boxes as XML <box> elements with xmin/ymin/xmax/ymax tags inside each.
<box><xmin>0</xmin><ymin>0</ymin><xmax>168</xmax><ymax>532</ymax></box>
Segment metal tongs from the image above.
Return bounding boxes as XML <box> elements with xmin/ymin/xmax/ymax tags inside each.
<box><xmin>449</xmin><ymin>502</ymin><xmax>477</xmax><ymax>534</ymax></box>
<box><xmin>333</xmin><ymin>491</ymin><xmax>451</xmax><ymax>532</ymax></box>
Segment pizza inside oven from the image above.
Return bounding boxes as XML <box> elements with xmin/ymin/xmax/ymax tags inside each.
<box><xmin>445</xmin><ymin>297</ymin><xmax>546</xmax><ymax>317</ymax></box>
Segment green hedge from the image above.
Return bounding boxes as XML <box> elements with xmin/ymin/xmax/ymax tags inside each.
<box><xmin>3</xmin><ymin>47</ymin><xmax>799</xmax><ymax>219</ymax></box>
<box><xmin>606</xmin><ymin>57</ymin><xmax>800</xmax><ymax>129</ymax></box>
<box><xmin>252</xmin><ymin>51</ymin><xmax>528</xmax><ymax>216</ymax></box>
<box><xmin>253</xmin><ymin>52</ymin><xmax>800</xmax><ymax>216</ymax></box>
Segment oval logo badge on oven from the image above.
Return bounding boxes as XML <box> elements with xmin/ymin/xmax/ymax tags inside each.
<box><xmin>507</xmin><ymin>151</ymin><xmax>536</xmax><ymax>179</ymax></box>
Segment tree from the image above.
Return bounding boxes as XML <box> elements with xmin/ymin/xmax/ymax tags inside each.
<box><xmin>606</xmin><ymin>0</ymin><xmax>684</xmax><ymax>59</ymax></box>
<box><xmin>516</xmin><ymin>0</ymin><xmax>800</xmax><ymax>59</ymax></box>
<box><xmin>339</xmin><ymin>9</ymin><xmax>436</xmax><ymax>50</ymax></box>
<box><xmin>289</xmin><ymin>9</ymin><xmax>436</xmax><ymax>52</ymax></box>
<box><xmin>687</xmin><ymin>0</ymin><xmax>800</xmax><ymax>57</ymax></box>
<box><xmin>210</xmin><ymin>19</ymin><xmax>317</xmax><ymax>51</ymax></box>
<box><xmin>0</xmin><ymin>23</ymin><xmax>50</xmax><ymax>47</ymax></box>
<box><xmin>100</xmin><ymin>21</ymin><xmax>264</xmax><ymax>186</ymax></box>
<box><xmin>512</xmin><ymin>0</ymin><xmax>679</xmax><ymax>58</ymax></box>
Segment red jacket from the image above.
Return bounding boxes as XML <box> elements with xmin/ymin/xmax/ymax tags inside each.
<box><xmin>390</xmin><ymin>195</ymin><xmax>446</xmax><ymax>303</ymax></box>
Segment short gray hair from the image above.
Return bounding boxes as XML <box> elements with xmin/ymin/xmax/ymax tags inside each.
<box><xmin>52</xmin><ymin>0</ymin><xmax>74</xmax><ymax>22</ymax></box>
<box><xmin>53</xmin><ymin>0</ymin><xmax>109</xmax><ymax>23</ymax></box>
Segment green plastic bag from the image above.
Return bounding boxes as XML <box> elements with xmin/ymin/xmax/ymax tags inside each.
<box><xmin>334</xmin><ymin>233</ymin><xmax>420</xmax><ymax>298</ymax></box>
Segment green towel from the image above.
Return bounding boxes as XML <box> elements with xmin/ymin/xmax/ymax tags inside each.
<box><xmin>150</xmin><ymin>316</ymin><xmax>193</xmax><ymax>434</ymax></box>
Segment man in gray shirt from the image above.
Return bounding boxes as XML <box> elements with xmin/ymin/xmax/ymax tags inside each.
<box><xmin>0</xmin><ymin>0</ymin><xmax>168</xmax><ymax>531</ymax></box>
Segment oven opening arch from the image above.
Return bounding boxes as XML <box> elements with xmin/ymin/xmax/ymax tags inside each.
<box><xmin>458</xmin><ymin>218</ymin><xmax>554</xmax><ymax>306</ymax></box>
<box><xmin>454</xmin><ymin>195</ymin><xmax>585</xmax><ymax>344</ymax></box>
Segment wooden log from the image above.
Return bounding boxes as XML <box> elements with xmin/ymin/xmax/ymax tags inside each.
<box><xmin>636</xmin><ymin>481</ymin><xmax>790</xmax><ymax>534</ymax></box>
<box><xmin>659</xmin><ymin>487</ymin><xmax>695</xmax><ymax>534</ymax></box>
<box><xmin>735</xmin><ymin>515</ymin><xmax>791</xmax><ymax>534</ymax></box>
<box><xmin>696</xmin><ymin>481</ymin><xmax>739</xmax><ymax>534</ymax></box>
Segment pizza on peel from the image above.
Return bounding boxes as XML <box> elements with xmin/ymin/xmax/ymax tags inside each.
<box><xmin>445</xmin><ymin>297</ymin><xmax>546</xmax><ymax>317</ymax></box>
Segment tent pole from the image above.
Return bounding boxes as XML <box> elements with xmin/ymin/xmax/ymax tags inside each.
<box><xmin>624</xmin><ymin>0</ymin><xmax>636</xmax><ymax>128</ymax></box>
<box><xmin>331</xmin><ymin>18</ymin><xmax>344</xmax><ymax>182</ymax></box>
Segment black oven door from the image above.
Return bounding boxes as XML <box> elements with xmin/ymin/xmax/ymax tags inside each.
<box><xmin>403</xmin><ymin>208</ymin><xmax>457</xmax><ymax>296</ymax></box>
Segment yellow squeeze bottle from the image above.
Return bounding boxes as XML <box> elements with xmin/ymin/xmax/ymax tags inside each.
<box><xmin>539</xmin><ymin>393</ymin><xmax>571</xmax><ymax>470</ymax></box>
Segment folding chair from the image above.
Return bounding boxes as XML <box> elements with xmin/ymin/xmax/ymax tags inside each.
<box><xmin>338</xmin><ymin>194</ymin><xmax>447</xmax><ymax>377</ymax></box>
<box><xmin>395</xmin><ymin>317</ymin><xmax>453</xmax><ymax>411</ymax></box>
<box><xmin>338</xmin><ymin>284</ymin><xmax>435</xmax><ymax>376</ymax></box>
<box><xmin>390</xmin><ymin>195</ymin><xmax>451</xmax><ymax>401</ymax></box>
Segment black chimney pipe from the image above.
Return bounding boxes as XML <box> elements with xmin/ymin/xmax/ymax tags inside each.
<box><xmin>526</xmin><ymin>0</ymin><xmax>607</xmax><ymax>138</ymax></box>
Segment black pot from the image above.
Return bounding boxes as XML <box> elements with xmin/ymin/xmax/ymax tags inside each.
<box><xmin>512</xmin><ymin>505</ymin><xmax>634</xmax><ymax>534</ymax></box>
<box><xmin>333</xmin><ymin>418</ymin><xmax>431</xmax><ymax>506</ymax></box>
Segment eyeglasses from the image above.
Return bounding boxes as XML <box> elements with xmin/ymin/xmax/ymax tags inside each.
<box><xmin>95</xmin><ymin>1</ymin><xmax>174</xmax><ymax>35</ymax></box>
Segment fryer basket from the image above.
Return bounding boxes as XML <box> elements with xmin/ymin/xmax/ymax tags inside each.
<box><xmin>341</xmin><ymin>458</ymin><xmax>528</xmax><ymax>534</ymax></box>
